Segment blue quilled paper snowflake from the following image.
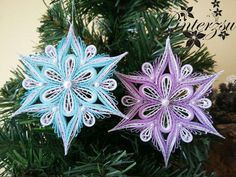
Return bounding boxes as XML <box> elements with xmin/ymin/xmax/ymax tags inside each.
<box><xmin>13</xmin><ymin>24</ymin><xmax>127</xmax><ymax>154</ymax></box>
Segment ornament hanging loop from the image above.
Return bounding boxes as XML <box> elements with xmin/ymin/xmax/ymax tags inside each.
<box><xmin>71</xmin><ymin>0</ymin><xmax>75</xmax><ymax>25</ymax></box>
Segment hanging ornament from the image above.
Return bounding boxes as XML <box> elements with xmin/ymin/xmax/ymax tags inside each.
<box><xmin>12</xmin><ymin>24</ymin><xmax>127</xmax><ymax>154</ymax></box>
<box><xmin>110</xmin><ymin>37</ymin><xmax>223</xmax><ymax>166</ymax></box>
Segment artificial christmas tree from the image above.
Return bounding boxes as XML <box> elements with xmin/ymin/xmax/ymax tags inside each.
<box><xmin>0</xmin><ymin>0</ymin><xmax>220</xmax><ymax>176</ymax></box>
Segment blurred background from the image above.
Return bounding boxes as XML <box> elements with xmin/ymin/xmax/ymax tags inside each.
<box><xmin>0</xmin><ymin>1</ymin><xmax>236</xmax><ymax>176</ymax></box>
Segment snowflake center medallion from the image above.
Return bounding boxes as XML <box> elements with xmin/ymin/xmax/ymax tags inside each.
<box><xmin>63</xmin><ymin>80</ymin><xmax>72</xmax><ymax>89</ymax></box>
<box><xmin>52</xmin><ymin>106</ymin><xmax>58</xmax><ymax>112</ymax></box>
<box><xmin>161</xmin><ymin>99</ymin><xmax>170</xmax><ymax>107</ymax></box>
<box><xmin>111</xmin><ymin>37</ymin><xmax>223</xmax><ymax>166</ymax></box>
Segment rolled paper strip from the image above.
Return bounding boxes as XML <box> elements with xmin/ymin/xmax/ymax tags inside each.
<box><xmin>64</xmin><ymin>55</ymin><xmax>76</xmax><ymax>80</ymax></box>
<box><xmin>74</xmin><ymin>68</ymin><xmax>96</xmax><ymax>83</ymax></box>
<box><xmin>40</xmin><ymin>112</ymin><xmax>54</xmax><ymax>126</ymax></box>
<box><xmin>142</xmin><ymin>62</ymin><xmax>154</xmax><ymax>78</ymax></box>
<box><xmin>172</xmin><ymin>105</ymin><xmax>194</xmax><ymax>120</ymax></box>
<box><xmin>63</xmin><ymin>90</ymin><xmax>74</xmax><ymax>116</ymax></box>
<box><xmin>180</xmin><ymin>127</ymin><xmax>193</xmax><ymax>143</ymax></box>
<box><xmin>22</xmin><ymin>78</ymin><xmax>42</xmax><ymax>90</ymax></box>
<box><xmin>45</xmin><ymin>45</ymin><xmax>57</xmax><ymax>60</ymax></box>
<box><xmin>161</xmin><ymin>74</ymin><xmax>172</xmax><ymax>98</ymax></box>
<box><xmin>180</xmin><ymin>64</ymin><xmax>193</xmax><ymax>79</ymax></box>
<box><xmin>121</xmin><ymin>96</ymin><xmax>139</xmax><ymax>107</ymax></box>
<box><xmin>140</xmin><ymin>85</ymin><xmax>160</xmax><ymax>100</ymax></box>
<box><xmin>140</xmin><ymin>125</ymin><xmax>153</xmax><ymax>142</ymax></box>
<box><xmin>83</xmin><ymin>111</ymin><xmax>96</xmax><ymax>127</ymax></box>
<box><xmin>170</xmin><ymin>87</ymin><xmax>193</xmax><ymax>102</ymax></box>
<box><xmin>140</xmin><ymin>104</ymin><xmax>161</xmax><ymax>119</ymax></box>
<box><xmin>160</xmin><ymin>110</ymin><xmax>172</xmax><ymax>133</ymax></box>
<box><xmin>44</xmin><ymin>68</ymin><xmax>63</xmax><ymax>83</ymax></box>
<box><xmin>195</xmin><ymin>98</ymin><xmax>212</xmax><ymax>109</ymax></box>
<box><xmin>100</xmin><ymin>79</ymin><xmax>117</xmax><ymax>91</ymax></box>
<box><xmin>84</xmin><ymin>45</ymin><xmax>97</xmax><ymax>62</ymax></box>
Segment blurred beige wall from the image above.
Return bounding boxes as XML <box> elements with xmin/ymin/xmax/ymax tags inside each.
<box><xmin>0</xmin><ymin>0</ymin><xmax>235</xmax><ymax>87</ymax></box>
<box><xmin>0</xmin><ymin>0</ymin><xmax>46</xmax><ymax>86</ymax></box>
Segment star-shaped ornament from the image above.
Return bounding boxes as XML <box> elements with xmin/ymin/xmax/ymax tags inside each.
<box><xmin>110</xmin><ymin>37</ymin><xmax>223</xmax><ymax>166</ymax></box>
<box><xmin>13</xmin><ymin>24</ymin><xmax>127</xmax><ymax>154</ymax></box>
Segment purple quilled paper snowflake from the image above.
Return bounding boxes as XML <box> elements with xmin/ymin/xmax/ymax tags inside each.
<box><xmin>110</xmin><ymin>37</ymin><xmax>223</xmax><ymax>166</ymax></box>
